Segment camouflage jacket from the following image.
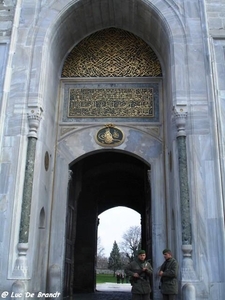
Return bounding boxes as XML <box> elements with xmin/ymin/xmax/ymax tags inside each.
<box><xmin>125</xmin><ymin>259</ymin><xmax>153</xmax><ymax>294</ymax></box>
<box><xmin>159</xmin><ymin>257</ymin><xmax>178</xmax><ymax>295</ymax></box>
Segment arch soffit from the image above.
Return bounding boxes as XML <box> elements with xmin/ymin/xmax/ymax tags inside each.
<box><xmin>40</xmin><ymin>0</ymin><xmax>186</xmax><ymax>47</ymax></box>
<box><xmin>57</xmin><ymin>125</ymin><xmax>162</xmax><ymax>165</ymax></box>
<box><xmin>49</xmin><ymin>0</ymin><xmax>186</xmax><ymax>60</ymax></box>
<box><xmin>27</xmin><ymin>0</ymin><xmax>187</xmax><ymax>98</ymax></box>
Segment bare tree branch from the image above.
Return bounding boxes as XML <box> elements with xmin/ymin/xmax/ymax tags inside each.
<box><xmin>119</xmin><ymin>226</ymin><xmax>141</xmax><ymax>261</ymax></box>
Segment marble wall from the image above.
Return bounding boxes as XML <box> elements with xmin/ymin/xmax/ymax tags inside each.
<box><xmin>0</xmin><ymin>0</ymin><xmax>224</xmax><ymax>299</ymax></box>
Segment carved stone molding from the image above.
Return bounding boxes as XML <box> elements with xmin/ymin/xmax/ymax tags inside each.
<box><xmin>144</xmin><ymin>126</ymin><xmax>160</xmax><ymax>137</ymax></box>
<box><xmin>27</xmin><ymin>107</ymin><xmax>42</xmax><ymax>138</ymax></box>
<box><xmin>12</xmin><ymin>243</ymin><xmax>29</xmax><ymax>279</ymax></box>
<box><xmin>181</xmin><ymin>244</ymin><xmax>197</xmax><ymax>281</ymax></box>
<box><xmin>173</xmin><ymin>105</ymin><xmax>188</xmax><ymax>137</ymax></box>
<box><xmin>60</xmin><ymin>127</ymin><xmax>77</xmax><ymax>137</ymax></box>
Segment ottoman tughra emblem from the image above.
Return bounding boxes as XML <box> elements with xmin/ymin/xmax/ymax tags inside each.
<box><xmin>95</xmin><ymin>124</ymin><xmax>124</xmax><ymax>147</ymax></box>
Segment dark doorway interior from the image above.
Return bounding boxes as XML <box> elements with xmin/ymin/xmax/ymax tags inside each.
<box><xmin>63</xmin><ymin>150</ymin><xmax>151</xmax><ymax>297</ymax></box>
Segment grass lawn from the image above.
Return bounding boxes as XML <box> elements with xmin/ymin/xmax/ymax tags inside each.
<box><xmin>96</xmin><ymin>274</ymin><xmax>117</xmax><ymax>284</ymax></box>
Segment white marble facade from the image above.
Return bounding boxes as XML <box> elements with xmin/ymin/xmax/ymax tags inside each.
<box><xmin>0</xmin><ymin>0</ymin><xmax>225</xmax><ymax>299</ymax></box>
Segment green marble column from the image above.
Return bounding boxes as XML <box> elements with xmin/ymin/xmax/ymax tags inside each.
<box><xmin>177</xmin><ymin>135</ymin><xmax>192</xmax><ymax>244</ymax></box>
<box><xmin>13</xmin><ymin>108</ymin><xmax>42</xmax><ymax>278</ymax></box>
<box><xmin>174</xmin><ymin>106</ymin><xmax>196</xmax><ymax>284</ymax></box>
<box><xmin>18</xmin><ymin>110</ymin><xmax>42</xmax><ymax>242</ymax></box>
<box><xmin>19</xmin><ymin>136</ymin><xmax>37</xmax><ymax>243</ymax></box>
<box><xmin>174</xmin><ymin>108</ymin><xmax>192</xmax><ymax>244</ymax></box>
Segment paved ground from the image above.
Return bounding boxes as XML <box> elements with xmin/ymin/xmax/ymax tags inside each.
<box><xmin>96</xmin><ymin>283</ymin><xmax>131</xmax><ymax>292</ymax></box>
<box><xmin>71</xmin><ymin>283</ymin><xmax>132</xmax><ymax>300</ymax></box>
<box><xmin>71</xmin><ymin>291</ymin><xmax>132</xmax><ymax>300</ymax></box>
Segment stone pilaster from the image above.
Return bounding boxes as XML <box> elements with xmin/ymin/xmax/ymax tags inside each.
<box><xmin>174</xmin><ymin>106</ymin><xmax>197</xmax><ymax>288</ymax></box>
<box><xmin>13</xmin><ymin>107</ymin><xmax>42</xmax><ymax>279</ymax></box>
<box><xmin>174</xmin><ymin>108</ymin><xmax>191</xmax><ymax>245</ymax></box>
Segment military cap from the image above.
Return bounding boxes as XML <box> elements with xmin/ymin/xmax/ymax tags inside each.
<box><xmin>138</xmin><ymin>250</ymin><xmax>146</xmax><ymax>255</ymax></box>
<box><xmin>162</xmin><ymin>248</ymin><xmax>172</xmax><ymax>254</ymax></box>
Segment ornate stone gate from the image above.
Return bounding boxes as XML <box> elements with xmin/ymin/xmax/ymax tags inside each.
<box><xmin>58</xmin><ymin>27</ymin><xmax>165</xmax><ymax>297</ymax></box>
<box><xmin>4</xmin><ymin>1</ymin><xmax>219</xmax><ymax>299</ymax></box>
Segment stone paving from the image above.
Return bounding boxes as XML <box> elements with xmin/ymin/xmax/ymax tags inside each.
<box><xmin>72</xmin><ymin>291</ymin><xmax>132</xmax><ymax>300</ymax></box>
<box><xmin>71</xmin><ymin>283</ymin><xmax>132</xmax><ymax>300</ymax></box>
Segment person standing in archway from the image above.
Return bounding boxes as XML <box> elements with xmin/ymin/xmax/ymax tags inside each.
<box><xmin>125</xmin><ymin>250</ymin><xmax>153</xmax><ymax>300</ymax></box>
<box><xmin>158</xmin><ymin>249</ymin><xmax>178</xmax><ymax>300</ymax></box>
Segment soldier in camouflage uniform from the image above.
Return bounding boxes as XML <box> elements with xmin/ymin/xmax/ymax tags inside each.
<box><xmin>125</xmin><ymin>250</ymin><xmax>153</xmax><ymax>300</ymax></box>
<box><xmin>158</xmin><ymin>249</ymin><xmax>178</xmax><ymax>300</ymax></box>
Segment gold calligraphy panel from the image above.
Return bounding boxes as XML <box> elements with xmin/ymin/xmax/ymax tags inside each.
<box><xmin>62</xmin><ymin>28</ymin><xmax>162</xmax><ymax>78</ymax></box>
<box><xmin>68</xmin><ymin>88</ymin><xmax>154</xmax><ymax>118</ymax></box>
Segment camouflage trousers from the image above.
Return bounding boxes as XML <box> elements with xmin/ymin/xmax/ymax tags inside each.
<box><xmin>162</xmin><ymin>295</ymin><xmax>176</xmax><ymax>300</ymax></box>
<box><xmin>132</xmin><ymin>293</ymin><xmax>150</xmax><ymax>300</ymax></box>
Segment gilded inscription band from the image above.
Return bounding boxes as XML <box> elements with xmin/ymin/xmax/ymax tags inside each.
<box><xmin>68</xmin><ymin>88</ymin><xmax>154</xmax><ymax>118</ymax></box>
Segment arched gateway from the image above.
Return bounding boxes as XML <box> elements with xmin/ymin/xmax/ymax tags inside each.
<box><xmin>8</xmin><ymin>1</ymin><xmax>199</xmax><ymax>300</ymax></box>
<box><xmin>55</xmin><ymin>27</ymin><xmax>165</xmax><ymax>297</ymax></box>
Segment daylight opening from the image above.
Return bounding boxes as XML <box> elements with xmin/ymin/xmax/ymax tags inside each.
<box><xmin>96</xmin><ymin>206</ymin><xmax>141</xmax><ymax>287</ymax></box>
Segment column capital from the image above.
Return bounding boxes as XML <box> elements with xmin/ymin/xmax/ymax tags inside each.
<box><xmin>27</xmin><ymin>107</ymin><xmax>43</xmax><ymax>138</ymax></box>
<box><xmin>173</xmin><ymin>105</ymin><xmax>188</xmax><ymax>137</ymax></box>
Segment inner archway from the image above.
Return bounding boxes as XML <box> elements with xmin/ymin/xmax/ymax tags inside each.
<box><xmin>63</xmin><ymin>150</ymin><xmax>151</xmax><ymax>297</ymax></box>
<box><xmin>98</xmin><ymin>206</ymin><xmax>141</xmax><ymax>258</ymax></box>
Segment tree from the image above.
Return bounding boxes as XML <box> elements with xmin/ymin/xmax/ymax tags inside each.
<box><xmin>97</xmin><ymin>237</ymin><xmax>105</xmax><ymax>258</ymax></box>
<box><xmin>120</xmin><ymin>251</ymin><xmax>130</xmax><ymax>269</ymax></box>
<box><xmin>120</xmin><ymin>226</ymin><xmax>141</xmax><ymax>262</ymax></box>
<box><xmin>97</xmin><ymin>256</ymin><xmax>108</xmax><ymax>269</ymax></box>
<box><xmin>96</xmin><ymin>237</ymin><xmax>108</xmax><ymax>269</ymax></box>
<box><xmin>108</xmin><ymin>241</ymin><xmax>122</xmax><ymax>276</ymax></box>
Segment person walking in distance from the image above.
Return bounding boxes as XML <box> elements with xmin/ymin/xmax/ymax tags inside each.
<box><xmin>158</xmin><ymin>249</ymin><xmax>178</xmax><ymax>300</ymax></box>
<box><xmin>125</xmin><ymin>250</ymin><xmax>153</xmax><ymax>300</ymax></box>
